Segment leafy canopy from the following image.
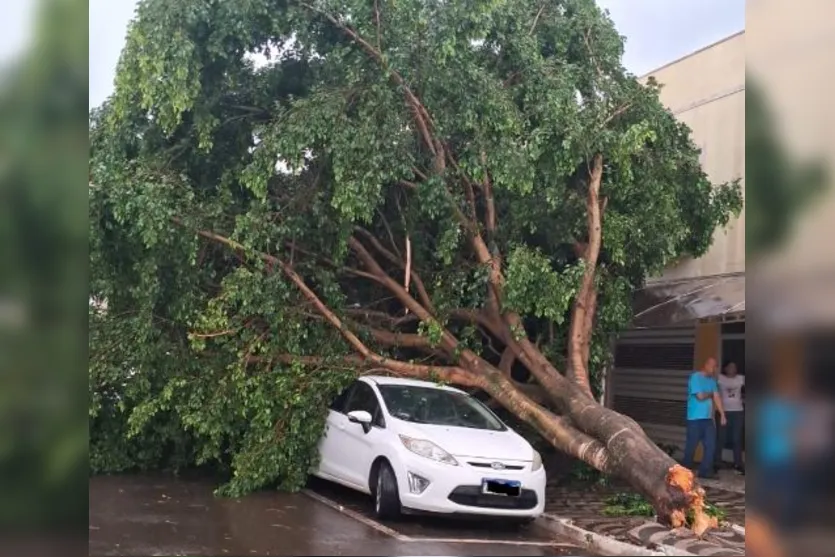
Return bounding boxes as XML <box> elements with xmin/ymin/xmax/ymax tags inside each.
<box><xmin>90</xmin><ymin>0</ymin><xmax>742</xmax><ymax>495</ymax></box>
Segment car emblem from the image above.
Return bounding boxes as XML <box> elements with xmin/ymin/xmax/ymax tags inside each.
<box><xmin>490</xmin><ymin>462</ymin><xmax>505</xmax><ymax>470</ymax></box>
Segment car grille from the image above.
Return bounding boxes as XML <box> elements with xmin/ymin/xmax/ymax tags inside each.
<box><xmin>447</xmin><ymin>486</ymin><xmax>538</xmax><ymax>510</ymax></box>
<box><xmin>467</xmin><ymin>461</ymin><xmax>525</xmax><ymax>471</ymax></box>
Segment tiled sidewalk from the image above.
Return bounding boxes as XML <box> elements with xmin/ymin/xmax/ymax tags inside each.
<box><xmin>543</xmin><ymin>479</ymin><xmax>746</xmax><ymax>556</ymax></box>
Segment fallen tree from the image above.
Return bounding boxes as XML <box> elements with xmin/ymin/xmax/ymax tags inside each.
<box><xmin>89</xmin><ymin>0</ymin><xmax>742</xmax><ymax>532</ymax></box>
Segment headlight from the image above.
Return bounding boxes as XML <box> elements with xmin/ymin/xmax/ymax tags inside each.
<box><xmin>531</xmin><ymin>449</ymin><xmax>543</xmax><ymax>471</ymax></box>
<box><xmin>399</xmin><ymin>435</ymin><xmax>459</xmax><ymax>466</ymax></box>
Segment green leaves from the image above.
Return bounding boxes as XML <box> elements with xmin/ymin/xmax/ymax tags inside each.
<box><xmin>504</xmin><ymin>246</ymin><xmax>584</xmax><ymax>323</ymax></box>
<box><xmin>417</xmin><ymin>319</ymin><xmax>444</xmax><ymax>347</ymax></box>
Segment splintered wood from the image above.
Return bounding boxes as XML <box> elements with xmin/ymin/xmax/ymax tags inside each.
<box><xmin>665</xmin><ymin>464</ymin><xmax>718</xmax><ymax>537</ymax></box>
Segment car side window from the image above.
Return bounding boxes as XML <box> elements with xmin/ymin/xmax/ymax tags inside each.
<box><xmin>345</xmin><ymin>382</ymin><xmax>385</xmax><ymax>428</ymax></box>
<box><xmin>330</xmin><ymin>382</ymin><xmax>357</xmax><ymax>413</ymax></box>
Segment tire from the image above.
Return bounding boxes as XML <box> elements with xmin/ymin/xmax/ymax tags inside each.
<box><xmin>373</xmin><ymin>461</ymin><xmax>401</xmax><ymax>520</ymax></box>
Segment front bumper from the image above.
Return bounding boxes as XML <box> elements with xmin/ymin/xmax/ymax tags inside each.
<box><xmin>392</xmin><ymin>452</ymin><xmax>546</xmax><ymax>517</ymax></box>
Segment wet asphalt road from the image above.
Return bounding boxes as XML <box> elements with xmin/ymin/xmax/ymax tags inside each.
<box><xmin>89</xmin><ymin>474</ymin><xmax>596</xmax><ymax>556</ymax></box>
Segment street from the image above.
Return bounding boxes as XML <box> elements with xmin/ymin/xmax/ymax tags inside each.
<box><xmin>89</xmin><ymin>474</ymin><xmax>596</xmax><ymax>556</ymax></box>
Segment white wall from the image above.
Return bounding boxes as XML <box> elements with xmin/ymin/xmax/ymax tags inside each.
<box><xmin>641</xmin><ymin>32</ymin><xmax>746</xmax><ymax>282</ymax></box>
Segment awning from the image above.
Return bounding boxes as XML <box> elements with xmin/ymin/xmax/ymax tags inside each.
<box><xmin>630</xmin><ymin>273</ymin><xmax>745</xmax><ymax>329</ymax></box>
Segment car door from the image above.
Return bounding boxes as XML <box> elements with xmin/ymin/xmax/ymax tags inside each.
<box><xmin>316</xmin><ymin>382</ymin><xmax>356</xmax><ymax>480</ymax></box>
<box><xmin>338</xmin><ymin>382</ymin><xmax>387</xmax><ymax>489</ymax></box>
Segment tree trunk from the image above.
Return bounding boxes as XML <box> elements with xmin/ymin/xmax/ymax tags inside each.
<box><xmin>465</xmin><ymin>358</ymin><xmax>714</xmax><ymax>533</ymax></box>
<box><xmin>563</xmin><ymin>401</ymin><xmax>702</xmax><ymax>529</ymax></box>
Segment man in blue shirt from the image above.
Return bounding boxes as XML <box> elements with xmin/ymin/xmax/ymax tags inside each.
<box><xmin>682</xmin><ymin>357</ymin><xmax>726</xmax><ymax>478</ymax></box>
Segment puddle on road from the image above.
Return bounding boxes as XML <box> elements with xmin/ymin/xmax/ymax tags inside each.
<box><xmin>90</xmin><ymin>474</ymin><xmax>595</xmax><ymax>556</ymax></box>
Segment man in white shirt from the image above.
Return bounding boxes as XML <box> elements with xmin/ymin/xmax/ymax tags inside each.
<box><xmin>715</xmin><ymin>361</ymin><xmax>745</xmax><ymax>474</ymax></box>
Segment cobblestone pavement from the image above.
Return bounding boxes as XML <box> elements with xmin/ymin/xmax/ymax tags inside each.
<box><xmin>544</xmin><ymin>479</ymin><xmax>746</xmax><ymax>556</ymax></box>
<box><xmin>699</xmin><ymin>468</ymin><xmax>746</xmax><ymax>494</ymax></box>
<box><xmin>627</xmin><ymin>522</ymin><xmax>744</xmax><ymax>556</ymax></box>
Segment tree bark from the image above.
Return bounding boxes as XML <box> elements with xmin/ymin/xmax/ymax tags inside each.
<box><xmin>567</xmin><ymin>153</ymin><xmax>604</xmax><ymax>396</ymax></box>
<box><xmin>467</xmin><ymin>357</ymin><xmax>714</xmax><ymax>532</ymax></box>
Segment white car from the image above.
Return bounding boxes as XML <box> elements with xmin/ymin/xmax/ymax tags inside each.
<box><xmin>311</xmin><ymin>375</ymin><xmax>546</xmax><ymax>521</ymax></box>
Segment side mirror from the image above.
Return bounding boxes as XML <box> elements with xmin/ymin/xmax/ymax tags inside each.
<box><xmin>347</xmin><ymin>410</ymin><xmax>373</xmax><ymax>433</ymax></box>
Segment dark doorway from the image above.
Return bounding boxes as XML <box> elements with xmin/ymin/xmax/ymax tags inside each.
<box><xmin>718</xmin><ymin>333</ymin><xmax>745</xmax><ymax>463</ymax></box>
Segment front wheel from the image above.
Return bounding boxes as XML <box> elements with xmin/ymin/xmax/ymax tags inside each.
<box><xmin>373</xmin><ymin>462</ymin><xmax>402</xmax><ymax>520</ymax></box>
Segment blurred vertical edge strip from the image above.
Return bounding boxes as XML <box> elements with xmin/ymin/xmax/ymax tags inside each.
<box><xmin>0</xmin><ymin>0</ymin><xmax>89</xmax><ymax>556</ymax></box>
<box><xmin>747</xmin><ymin>1</ymin><xmax>835</xmax><ymax>556</ymax></box>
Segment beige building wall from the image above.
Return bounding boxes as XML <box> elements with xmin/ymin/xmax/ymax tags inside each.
<box><xmin>640</xmin><ymin>31</ymin><xmax>746</xmax><ymax>282</ymax></box>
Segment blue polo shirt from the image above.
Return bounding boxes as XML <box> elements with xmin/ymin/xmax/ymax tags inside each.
<box><xmin>687</xmin><ymin>372</ymin><xmax>718</xmax><ymax>421</ymax></box>
<box><xmin>756</xmin><ymin>397</ymin><xmax>800</xmax><ymax>466</ymax></box>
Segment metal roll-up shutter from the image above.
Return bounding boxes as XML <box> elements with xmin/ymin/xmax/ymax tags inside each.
<box><xmin>610</xmin><ymin>327</ymin><xmax>696</xmax><ymax>453</ymax></box>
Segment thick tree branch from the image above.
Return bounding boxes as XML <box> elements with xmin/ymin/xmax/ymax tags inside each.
<box><xmin>447</xmin><ymin>306</ymin><xmax>577</xmax><ymax>411</ymax></box>
<box><xmin>349</xmin><ymin>236</ymin><xmax>461</xmax><ymax>354</ymax></box>
<box><xmin>481</xmin><ymin>150</ymin><xmax>497</xmax><ymax>236</ymax></box>
<box><xmin>376</xmin><ymin>208</ymin><xmax>402</xmax><ymax>258</ymax></box>
<box><xmin>601</xmin><ymin>102</ymin><xmax>633</xmax><ymax>128</ymax></box>
<box><xmin>403</xmin><ymin>235</ymin><xmax>412</xmax><ymax>310</ymax></box>
<box><xmin>340</xmin><ymin>266</ymin><xmax>387</xmax><ymax>283</ymax></box>
<box><xmin>189</xmin><ymin>328</ymin><xmax>237</xmax><ymax>339</ymax></box>
<box><xmin>373</xmin><ymin>0</ymin><xmax>381</xmax><ymax>50</ymax></box>
<box><xmin>349</xmin><ymin>236</ymin><xmax>547</xmax><ymax>410</ymax></box>
<box><xmin>581</xmin><ymin>288</ymin><xmax>599</xmax><ymax>370</ymax></box>
<box><xmin>441</xmin><ymin>150</ymin><xmax>507</xmax><ymax>317</ymax></box>
<box><xmin>498</xmin><ymin>346</ymin><xmax>515</xmax><ymax>377</ymax></box>
<box><xmin>302</xmin><ymin>3</ymin><xmax>438</xmax><ymax>156</ymax></box>
<box><xmin>177</xmin><ymin>219</ymin><xmax>478</xmax><ymax>384</ymax></box>
<box><xmin>357</xmin><ymin>324</ymin><xmax>434</xmax><ymax>350</ymax></box>
<box><xmin>462</xmin><ymin>175</ymin><xmax>478</xmax><ymax>221</ymax></box>
<box><xmin>354</xmin><ymin>227</ymin><xmax>436</xmax><ymax>314</ymax></box>
<box><xmin>529</xmin><ymin>3</ymin><xmax>547</xmax><ymax>35</ymax></box>
<box><xmin>261</xmin><ymin>354</ymin><xmax>479</xmax><ymax>386</ymax></box>
<box><xmin>343</xmin><ymin>308</ymin><xmax>420</xmax><ymax>327</ymax></box>
<box><xmin>284</xmin><ymin>240</ymin><xmax>382</xmax><ymax>283</ymax></box>
<box><xmin>567</xmin><ymin>154</ymin><xmax>604</xmax><ymax>396</ymax></box>
<box><xmin>462</xmin><ymin>358</ymin><xmax>615</xmax><ymax>475</ymax></box>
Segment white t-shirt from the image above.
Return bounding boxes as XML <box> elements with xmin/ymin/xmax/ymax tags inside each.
<box><xmin>718</xmin><ymin>374</ymin><xmax>745</xmax><ymax>412</ymax></box>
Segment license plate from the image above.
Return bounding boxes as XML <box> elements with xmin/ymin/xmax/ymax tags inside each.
<box><xmin>481</xmin><ymin>478</ymin><xmax>521</xmax><ymax>497</ymax></box>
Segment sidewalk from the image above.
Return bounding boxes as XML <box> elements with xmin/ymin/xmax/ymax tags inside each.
<box><xmin>538</xmin><ymin>470</ymin><xmax>745</xmax><ymax>556</ymax></box>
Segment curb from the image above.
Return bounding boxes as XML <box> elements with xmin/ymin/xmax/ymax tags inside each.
<box><xmin>536</xmin><ymin>514</ymin><xmax>698</xmax><ymax>557</ymax></box>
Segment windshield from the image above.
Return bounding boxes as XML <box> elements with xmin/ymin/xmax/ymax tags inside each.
<box><xmin>377</xmin><ymin>385</ymin><xmax>506</xmax><ymax>431</ymax></box>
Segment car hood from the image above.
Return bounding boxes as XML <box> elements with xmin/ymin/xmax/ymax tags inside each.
<box><xmin>394</xmin><ymin>422</ymin><xmax>534</xmax><ymax>461</ymax></box>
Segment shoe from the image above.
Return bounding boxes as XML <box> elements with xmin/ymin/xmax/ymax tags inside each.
<box><xmin>734</xmin><ymin>465</ymin><xmax>745</xmax><ymax>475</ymax></box>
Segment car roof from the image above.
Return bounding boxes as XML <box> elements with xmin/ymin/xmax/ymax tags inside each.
<box><xmin>361</xmin><ymin>375</ymin><xmax>465</xmax><ymax>392</ymax></box>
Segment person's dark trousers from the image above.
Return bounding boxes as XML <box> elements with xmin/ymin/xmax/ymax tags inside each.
<box><xmin>715</xmin><ymin>410</ymin><xmax>744</xmax><ymax>468</ymax></box>
<box><xmin>682</xmin><ymin>418</ymin><xmax>716</xmax><ymax>477</ymax></box>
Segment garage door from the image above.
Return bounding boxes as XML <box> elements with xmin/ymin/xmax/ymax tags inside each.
<box><xmin>610</xmin><ymin>327</ymin><xmax>695</xmax><ymax>454</ymax></box>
